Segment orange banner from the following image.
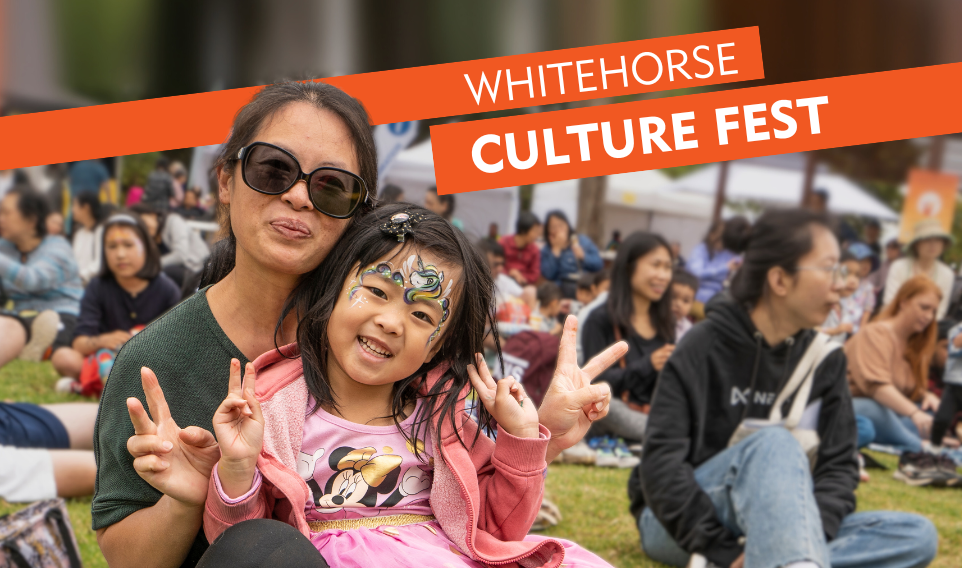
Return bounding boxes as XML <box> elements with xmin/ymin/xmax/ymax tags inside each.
<box><xmin>430</xmin><ymin>62</ymin><xmax>962</xmax><ymax>194</ymax></box>
<box><xmin>0</xmin><ymin>27</ymin><xmax>763</xmax><ymax>170</ymax></box>
<box><xmin>899</xmin><ymin>169</ymin><xmax>959</xmax><ymax>242</ymax></box>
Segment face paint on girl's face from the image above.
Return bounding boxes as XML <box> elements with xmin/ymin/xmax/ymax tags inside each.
<box><xmin>328</xmin><ymin>250</ymin><xmax>461</xmax><ymax>389</ymax></box>
<box><xmin>347</xmin><ymin>254</ymin><xmax>455</xmax><ymax>343</ymax></box>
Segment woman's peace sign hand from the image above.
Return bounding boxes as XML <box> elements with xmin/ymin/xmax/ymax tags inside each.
<box><xmin>126</xmin><ymin>366</ymin><xmax>220</xmax><ymax>509</ymax></box>
<box><xmin>467</xmin><ymin>353</ymin><xmax>541</xmax><ymax>440</ymax></box>
<box><xmin>538</xmin><ymin>316</ymin><xmax>628</xmax><ymax>460</ymax></box>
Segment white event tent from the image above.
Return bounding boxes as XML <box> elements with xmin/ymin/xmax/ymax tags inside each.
<box><xmin>531</xmin><ymin>169</ymin><xmax>714</xmax><ymax>256</ymax></box>
<box><xmin>666</xmin><ymin>161</ymin><xmax>899</xmax><ymax>221</ymax></box>
<box><xmin>382</xmin><ymin>139</ymin><xmax>520</xmax><ymax>240</ymax></box>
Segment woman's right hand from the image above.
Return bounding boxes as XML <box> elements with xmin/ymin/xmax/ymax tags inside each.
<box><xmin>650</xmin><ymin>344</ymin><xmax>676</xmax><ymax>372</ymax></box>
<box><xmin>126</xmin><ymin>367</ymin><xmax>221</xmax><ymax>508</ymax></box>
<box><xmin>911</xmin><ymin>409</ymin><xmax>933</xmax><ymax>440</ymax></box>
<box><xmin>212</xmin><ymin>360</ymin><xmax>264</xmax><ymax>498</ymax></box>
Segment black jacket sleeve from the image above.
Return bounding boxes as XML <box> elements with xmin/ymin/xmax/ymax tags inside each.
<box><xmin>639</xmin><ymin>355</ymin><xmax>743</xmax><ymax>567</ymax></box>
<box><xmin>810</xmin><ymin>350</ymin><xmax>859</xmax><ymax>540</ymax></box>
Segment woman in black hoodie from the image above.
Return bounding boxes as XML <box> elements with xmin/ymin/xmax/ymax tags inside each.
<box><xmin>633</xmin><ymin>209</ymin><xmax>937</xmax><ymax>568</ymax></box>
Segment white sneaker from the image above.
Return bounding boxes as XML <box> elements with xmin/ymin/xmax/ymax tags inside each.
<box><xmin>55</xmin><ymin>377</ymin><xmax>81</xmax><ymax>394</ymax></box>
<box><xmin>19</xmin><ymin>310</ymin><xmax>60</xmax><ymax>362</ymax></box>
<box><xmin>559</xmin><ymin>441</ymin><xmax>596</xmax><ymax>465</ymax></box>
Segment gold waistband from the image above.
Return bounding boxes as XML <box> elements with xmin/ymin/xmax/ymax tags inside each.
<box><xmin>308</xmin><ymin>514</ymin><xmax>436</xmax><ymax>533</ymax></box>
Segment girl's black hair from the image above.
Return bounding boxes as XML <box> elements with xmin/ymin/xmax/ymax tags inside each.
<box><xmin>201</xmin><ymin>81</ymin><xmax>378</xmax><ymax>287</ymax></box>
<box><xmin>729</xmin><ymin>209</ymin><xmax>833</xmax><ymax>307</ymax></box>
<box><xmin>543</xmin><ymin>209</ymin><xmax>573</xmax><ymax>243</ymax></box>
<box><xmin>7</xmin><ymin>185</ymin><xmax>49</xmax><ymax>238</ymax></box>
<box><xmin>74</xmin><ymin>191</ymin><xmax>107</xmax><ymax>226</ymax></box>
<box><xmin>282</xmin><ymin>203</ymin><xmax>498</xmax><ymax>457</ymax></box>
<box><xmin>98</xmin><ymin>214</ymin><xmax>162</xmax><ymax>281</ymax></box>
<box><xmin>606</xmin><ymin>231</ymin><xmax>676</xmax><ymax>342</ymax></box>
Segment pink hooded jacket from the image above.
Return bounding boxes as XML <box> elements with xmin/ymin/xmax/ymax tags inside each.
<box><xmin>203</xmin><ymin>344</ymin><xmax>567</xmax><ymax>568</ymax></box>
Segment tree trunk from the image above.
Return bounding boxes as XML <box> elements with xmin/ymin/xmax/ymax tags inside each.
<box><xmin>577</xmin><ymin>176</ymin><xmax>607</xmax><ymax>247</ymax></box>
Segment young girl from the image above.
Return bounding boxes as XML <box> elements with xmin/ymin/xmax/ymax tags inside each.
<box><xmin>192</xmin><ymin>204</ymin><xmax>618</xmax><ymax>567</ymax></box>
<box><xmin>59</xmin><ymin>214</ymin><xmax>181</xmax><ymax>395</ymax></box>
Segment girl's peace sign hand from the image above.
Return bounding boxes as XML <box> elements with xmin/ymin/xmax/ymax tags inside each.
<box><xmin>539</xmin><ymin>316</ymin><xmax>628</xmax><ymax>459</ymax></box>
<box><xmin>126</xmin><ymin>367</ymin><xmax>220</xmax><ymax>508</ymax></box>
<box><xmin>467</xmin><ymin>353</ymin><xmax>541</xmax><ymax>440</ymax></box>
<box><xmin>212</xmin><ymin>360</ymin><xmax>264</xmax><ymax>498</ymax></box>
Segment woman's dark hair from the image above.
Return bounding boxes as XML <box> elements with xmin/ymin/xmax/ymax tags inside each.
<box><xmin>543</xmin><ymin>210</ymin><xmax>573</xmax><ymax>244</ymax></box>
<box><xmin>201</xmin><ymin>81</ymin><xmax>378</xmax><ymax>286</ymax></box>
<box><xmin>427</xmin><ymin>186</ymin><xmax>455</xmax><ymax>220</ymax></box>
<box><xmin>515</xmin><ymin>211</ymin><xmax>541</xmax><ymax>235</ymax></box>
<box><xmin>98</xmin><ymin>214</ymin><xmax>162</xmax><ymax>281</ymax></box>
<box><xmin>729</xmin><ymin>209</ymin><xmax>834</xmax><ymax>307</ymax></box>
<box><xmin>74</xmin><ymin>191</ymin><xmax>106</xmax><ymax>226</ymax></box>
<box><xmin>7</xmin><ymin>185</ymin><xmax>49</xmax><ymax>238</ymax></box>
<box><xmin>283</xmin><ymin>203</ymin><xmax>498</xmax><ymax>457</ymax></box>
<box><xmin>606</xmin><ymin>231</ymin><xmax>675</xmax><ymax>342</ymax></box>
<box><xmin>378</xmin><ymin>184</ymin><xmax>404</xmax><ymax>204</ymax></box>
<box><xmin>721</xmin><ymin>216</ymin><xmax>751</xmax><ymax>252</ymax></box>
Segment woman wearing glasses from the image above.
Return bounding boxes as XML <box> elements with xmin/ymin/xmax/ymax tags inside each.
<box><xmin>846</xmin><ymin>276</ymin><xmax>943</xmax><ymax>457</ymax></box>
<box><xmin>93</xmin><ymin>82</ymin><xmax>377</xmax><ymax>568</ymax></box>
<box><xmin>633</xmin><ymin>209</ymin><xmax>936</xmax><ymax>568</ymax></box>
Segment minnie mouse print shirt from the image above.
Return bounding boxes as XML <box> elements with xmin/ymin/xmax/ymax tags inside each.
<box><xmin>299</xmin><ymin>398</ymin><xmax>435</xmax><ymax>522</ymax></box>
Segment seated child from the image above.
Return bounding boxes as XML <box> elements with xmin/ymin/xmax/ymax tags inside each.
<box><xmin>820</xmin><ymin>251</ymin><xmax>862</xmax><ymax>344</ymax></box>
<box><xmin>533</xmin><ymin>281</ymin><xmax>564</xmax><ymax>336</ymax></box>
<box><xmin>670</xmin><ymin>269</ymin><xmax>698</xmax><ymax>341</ymax></box>
<box><xmin>576</xmin><ymin>273</ymin><xmax>597</xmax><ymax>307</ymax></box>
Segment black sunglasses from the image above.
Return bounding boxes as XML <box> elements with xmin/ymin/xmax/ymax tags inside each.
<box><xmin>237</xmin><ymin>142</ymin><xmax>369</xmax><ymax>219</ymax></box>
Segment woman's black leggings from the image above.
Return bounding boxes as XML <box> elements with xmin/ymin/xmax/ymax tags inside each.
<box><xmin>196</xmin><ymin>519</ymin><xmax>329</xmax><ymax>568</ymax></box>
<box><xmin>932</xmin><ymin>384</ymin><xmax>962</xmax><ymax>446</ymax></box>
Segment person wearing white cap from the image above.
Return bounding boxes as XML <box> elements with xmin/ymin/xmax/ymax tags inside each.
<box><xmin>883</xmin><ymin>218</ymin><xmax>955</xmax><ymax>319</ymax></box>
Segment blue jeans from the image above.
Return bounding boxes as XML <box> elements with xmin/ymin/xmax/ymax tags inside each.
<box><xmin>855</xmin><ymin>414</ymin><xmax>876</xmax><ymax>449</ymax></box>
<box><xmin>638</xmin><ymin>428</ymin><xmax>937</xmax><ymax>568</ymax></box>
<box><xmin>853</xmin><ymin>397</ymin><xmax>922</xmax><ymax>453</ymax></box>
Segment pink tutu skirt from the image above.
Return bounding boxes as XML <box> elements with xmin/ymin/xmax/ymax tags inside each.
<box><xmin>311</xmin><ymin>520</ymin><xmax>612</xmax><ymax>567</ymax></box>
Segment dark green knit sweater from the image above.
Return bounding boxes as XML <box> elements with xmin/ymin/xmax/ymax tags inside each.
<box><xmin>92</xmin><ymin>287</ymin><xmax>249</xmax><ymax>566</ymax></box>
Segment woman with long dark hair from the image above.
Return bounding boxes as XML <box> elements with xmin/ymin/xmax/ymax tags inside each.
<box><xmin>582</xmin><ymin>231</ymin><xmax>675</xmax><ymax>453</ymax></box>
<box><xmin>93</xmin><ymin>81</ymin><xmax>380</xmax><ymax>568</ymax></box>
<box><xmin>634</xmin><ymin>209</ymin><xmax>937</xmax><ymax>568</ymax></box>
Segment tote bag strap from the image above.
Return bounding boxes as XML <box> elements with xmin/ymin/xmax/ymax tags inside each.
<box><xmin>769</xmin><ymin>333</ymin><xmax>839</xmax><ymax>424</ymax></box>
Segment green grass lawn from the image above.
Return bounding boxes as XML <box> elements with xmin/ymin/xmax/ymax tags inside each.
<box><xmin>2</xmin><ymin>359</ymin><xmax>960</xmax><ymax>567</ymax></box>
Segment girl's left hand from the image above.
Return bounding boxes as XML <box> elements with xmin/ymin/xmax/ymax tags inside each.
<box><xmin>921</xmin><ymin>391</ymin><xmax>941</xmax><ymax>413</ymax></box>
<box><xmin>468</xmin><ymin>353</ymin><xmax>541</xmax><ymax>439</ymax></box>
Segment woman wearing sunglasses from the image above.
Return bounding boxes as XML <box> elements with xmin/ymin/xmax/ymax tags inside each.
<box><xmin>93</xmin><ymin>82</ymin><xmax>377</xmax><ymax>568</ymax></box>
